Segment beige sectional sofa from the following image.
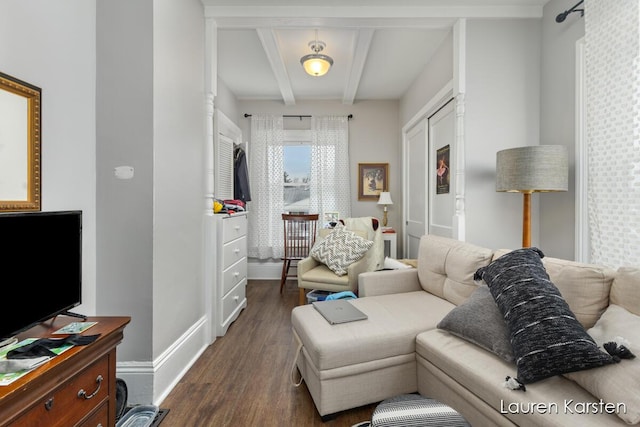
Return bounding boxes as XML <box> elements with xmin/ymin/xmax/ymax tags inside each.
<box><xmin>290</xmin><ymin>234</ymin><xmax>640</xmax><ymax>426</ymax></box>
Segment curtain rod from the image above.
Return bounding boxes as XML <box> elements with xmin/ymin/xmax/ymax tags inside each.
<box><xmin>555</xmin><ymin>0</ymin><xmax>584</xmax><ymax>23</ymax></box>
<box><xmin>243</xmin><ymin>113</ymin><xmax>352</xmax><ymax>120</ymax></box>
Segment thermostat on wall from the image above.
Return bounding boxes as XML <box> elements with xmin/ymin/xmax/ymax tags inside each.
<box><xmin>114</xmin><ymin>166</ymin><xmax>134</xmax><ymax>180</ymax></box>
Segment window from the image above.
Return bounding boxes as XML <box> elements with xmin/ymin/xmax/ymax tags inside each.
<box><xmin>248</xmin><ymin>115</ymin><xmax>350</xmax><ymax>260</ymax></box>
<box><xmin>283</xmin><ymin>144</ymin><xmax>311</xmax><ymax>213</ymax></box>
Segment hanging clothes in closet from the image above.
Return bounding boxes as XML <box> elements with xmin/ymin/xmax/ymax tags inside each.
<box><xmin>234</xmin><ymin>144</ymin><xmax>251</xmax><ymax>203</ymax></box>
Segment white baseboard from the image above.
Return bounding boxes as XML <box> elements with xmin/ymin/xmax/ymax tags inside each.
<box><xmin>116</xmin><ymin>262</ymin><xmax>282</xmax><ymax>407</ymax></box>
<box><xmin>116</xmin><ymin>316</ymin><xmax>210</xmax><ymax>406</ymax></box>
<box><xmin>248</xmin><ymin>259</ymin><xmax>283</xmax><ymax>280</ymax></box>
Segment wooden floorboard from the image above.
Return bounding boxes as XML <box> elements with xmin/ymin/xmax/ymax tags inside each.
<box><xmin>159</xmin><ymin>280</ymin><xmax>378</xmax><ymax>426</ymax></box>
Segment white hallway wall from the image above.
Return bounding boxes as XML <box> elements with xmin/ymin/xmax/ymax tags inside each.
<box><xmin>96</xmin><ymin>0</ymin><xmax>207</xmax><ymax>405</ymax></box>
<box><xmin>1</xmin><ymin>1</ymin><xmax>98</xmax><ymax>316</ymax></box>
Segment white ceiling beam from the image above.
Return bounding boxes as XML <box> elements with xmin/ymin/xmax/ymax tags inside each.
<box><xmin>204</xmin><ymin>5</ymin><xmax>546</xmax><ymax>20</ymax></box>
<box><xmin>256</xmin><ymin>28</ymin><xmax>296</xmax><ymax>106</ymax></box>
<box><xmin>343</xmin><ymin>28</ymin><xmax>374</xmax><ymax>105</ymax></box>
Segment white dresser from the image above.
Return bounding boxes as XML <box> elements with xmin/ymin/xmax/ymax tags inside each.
<box><xmin>215</xmin><ymin>212</ymin><xmax>248</xmax><ymax>336</ymax></box>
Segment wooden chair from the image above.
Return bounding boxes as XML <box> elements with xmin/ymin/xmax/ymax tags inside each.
<box><xmin>280</xmin><ymin>213</ymin><xmax>319</xmax><ymax>293</ymax></box>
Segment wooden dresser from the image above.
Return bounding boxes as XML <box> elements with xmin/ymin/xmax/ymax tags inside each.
<box><xmin>0</xmin><ymin>316</ymin><xmax>130</xmax><ymax>427</ymax></box>
<box><xmin>215</xmin><ymin>212</ymin><xmax>248</xmax><ymax>336</ymax></box>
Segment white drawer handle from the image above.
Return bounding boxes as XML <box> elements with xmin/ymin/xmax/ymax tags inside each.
<box><xmin>78</xmin><ymin>375</ymin><xmax>103</xmax><ymax>400</ymax></box>
<box><xmin>234</xmin><ymin>226</ymin><xmax>240</xmax><ymax>230</ymax></box>
<box><xmin>233</xmin><ymin>296</ymin><xmax>239</xmax><ymax>302</ymax></box>
<box><xmin>234</xmin><ymin>272</ymin><xmax>240</xmax><ymax>277</ymax></box>
<box><xmin>234</xmin><ymin>249</ymin><xmax>240</xmax><ymax>254</ymax></box>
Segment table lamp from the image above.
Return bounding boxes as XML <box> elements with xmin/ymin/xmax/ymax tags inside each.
<box><xmin>377</xmin><ymin>192</ymin><xmax>393</xmax><ymax>227</ymax></box>
<box><xmin>496</xmin><ymin>145</ymin><xmax>568</xmax><ymax>247</ymax></box>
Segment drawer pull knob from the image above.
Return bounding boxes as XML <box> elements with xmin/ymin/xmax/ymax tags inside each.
<box><xmin>77</xmin><ymin>375</ymin><xmax>103</xmax><ymax>400</ymax></box>
<box><xmin>234</xmin><ymin>226</ymin><xmax>240</xmax><ymax>230</ymax></box>
<box><xmin>234</xmin><ymin>272</ymin><xmax>240</xmax><ymax>277</ymax></box>
<box><xmin>233</xmin><ymin>296</ymin><xmax>239</xmax><ymax>302</ymax></box>
<box><xmin>234</xmin><ymin>249</ymin><xmax>240</xmax><ymax>254</ymax></box>
<box><xmin>44</xmin><ymin>397</ymin><xmax>54</xmax><ymax>411</ymax></box>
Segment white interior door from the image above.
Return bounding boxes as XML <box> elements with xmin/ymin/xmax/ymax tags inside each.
<box><xmin>428</xmin><ymin>100</ymin><xmax>455</xmax><ymax>237</ymax></box>
<box><xmin>404</xmin><ymin>118</ymin><xmax>428</xmax><ymax>259</ymax></box>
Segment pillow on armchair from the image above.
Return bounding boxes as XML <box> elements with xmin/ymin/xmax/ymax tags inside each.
<box><xmin>310</xmin><ymin>224</ymin><xmax>374</xmax><ymax>276</ymax></box>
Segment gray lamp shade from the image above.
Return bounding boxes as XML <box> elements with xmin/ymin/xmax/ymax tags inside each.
<box><xmin>496</xmin><ymin>145</ymin><xmax>568</xmax><ymax>193</ymax></box>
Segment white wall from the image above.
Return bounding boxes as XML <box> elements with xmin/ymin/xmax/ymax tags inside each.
<box><xmin>464</xmin><ymin>19</ymin><xmax>542</xmax><ymax>251</ymax></box>
<box><xmin>400</xmin><ymin>31</ymin><xmax>454</xmax><ymax>127</ymax></box>
<box><xmin>152</xmin><ymin>0</ymin><xmax>206</xmax><ymax>362</ymax></box>
<box><xmin>215</xmin><ymin>78</ymin><xmax>241</xmax><ymax>126</ymax></box>
<box><xmin>1</xmin><ymin>1</ymin><xmax>98</xmax><ymax>314</ymax></box>
<box><xmin>539</xmin><ymin>0</ymin><xmax>585</xmax><ymax>260</ymax></box>
<box><xmin>96</xmin><ymin>0</ymin><xmax>154</xmax><ymax>366</ymax></box>
<box><xmin>96</xmin><ymin>0</ymin><xmax>207</xmax><ymax>405</ymax></box>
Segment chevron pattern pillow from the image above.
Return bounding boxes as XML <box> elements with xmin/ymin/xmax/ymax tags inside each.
<box><xmin>310</xmin><ymin>224</ymin><xmax>374</xmax><ymax>276</ymax></box>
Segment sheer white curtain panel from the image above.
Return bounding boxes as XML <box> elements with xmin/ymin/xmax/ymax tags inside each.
<box><xmin>585</xmin><ymin>0</ymin><xmax>640</xmax><ymax>268</ymax></box>
<box><xmin>247</xmin><ymin>114</ymin><xmax>285</xmax><ymax>259</ymax></box>
<box><xmin>309</xmin><ymin>116</ymin><xmax>352</xmax><ymax>222</ymax></box>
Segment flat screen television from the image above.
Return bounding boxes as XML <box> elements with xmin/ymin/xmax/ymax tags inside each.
<box><xmin>0</xmin><ymin>210</ymin><xmax>82</xmax><ymax>340</ymax></box>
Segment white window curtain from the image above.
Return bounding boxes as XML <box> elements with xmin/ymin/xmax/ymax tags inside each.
<box><xmin>247</xmin><ymin>114</ymin><xmax>285</xmax><ymax>259</ymax></box>
<box><xmin>309</xmin><ymin>115</ymin><xmax>352</xmax><ymax>221</ymax></box>
<box><xmin>247</xmin><ymin>114</ymin><xmax>351</xmax><ymax>260</ymax></box>
<box><xmin>585</xmin><ymin>0</ymin><xmax>640</xmax><ymax>268</ymax></box>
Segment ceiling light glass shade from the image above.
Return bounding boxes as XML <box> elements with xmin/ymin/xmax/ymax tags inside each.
<box><xmin>496</xmin><ymin>145</ymin><xmax>568</xmax><ymax>193</ymax></box>
<box><xmin>301</xmin><ymin>54</ymin><xmax>333</xmax><ymax>76</ymax></box>
<box><xmin>301</xmin><ymin>38</ymin><xmax>333</xmax><ymax>77</ymax></box>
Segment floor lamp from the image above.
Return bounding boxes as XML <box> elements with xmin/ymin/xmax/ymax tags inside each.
<box><xmin>496</xmin><ymin>145</ymin><xmax>568</xmax><ymax>247</ymax></box>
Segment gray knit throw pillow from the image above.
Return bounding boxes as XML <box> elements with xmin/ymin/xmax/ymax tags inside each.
<box><xmin>474</xmin><ymin>247</ymin><xmax>615</xmax><ymax>384</ymax></box>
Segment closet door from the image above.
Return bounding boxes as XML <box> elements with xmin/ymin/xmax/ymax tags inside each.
<box><xmin>428</xmin><ymin>100</ymin><xmax>455</xmax><ymax>237</ymax></box>
<box><xmin>404</xmin><ymin>118</ymin><xmax>428</xmax><ymax>259</ymax></box>
<box><xmin>213</xmin><ymin>109</ymin><xmax>242</xmax><ymax>200</ymax></box>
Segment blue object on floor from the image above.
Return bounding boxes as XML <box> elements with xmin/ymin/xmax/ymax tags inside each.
<box><xmin>325</xmin><ymin>291</ymin><xmax>357</xmax><ymax>301</ymax></box>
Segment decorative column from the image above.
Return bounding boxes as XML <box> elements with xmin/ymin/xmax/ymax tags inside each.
<box><xmin>203</xmin><ymin>16</ymin><xmax>218</xmax><ymax>344</ymax></box>
<box><xmin>452</xmin><ymin>19</ymin><xmax>466</xmax><ymax>241</ymax></box>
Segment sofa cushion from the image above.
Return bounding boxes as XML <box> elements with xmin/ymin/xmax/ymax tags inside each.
<box><xmin>437</xmin><ymin>285</ymin><xmax>514</xmax><ymax>362</ymax></box>
<box><xmin>299</xmin><ymin>263</ymin><xmax>350</xmax><ymax>286</ymax></box>
<box><xmin>564</xmin><ymin>304</ymin><xmax>640</xmax><ymax>425</ymax></box>
<box><xmin>475</xmin><ymin>247</ymin><xmax>615</xmax><ymax>384</ymax></box>
<box><xmin>418</xmin><ymin>235</ymin><xmax>493</xmax><ymax>305</ymax></box>
<box><xmin>493</xmin><ymin>249</ymin><xmax>615</xmax><ymax>329</ymax></box>
<box><xmin>610</xmin><ymin>266</ymin><xmax>640</xmax><ymax>315</ymax></box>
<box><xmin>416</xmin><ymin>329</ymin><xmax>627</xmax><ymax>427</ymax></box>
<box><xmin>541</xmin><ymin>256</ymin><xmax>615</xmax><ymax>329</ymax></box>
<box><xmin>291</xmin><ymin>291</ymin><xmax>455</xmax><ymax>371</ymax></box>
<box><xmin>310</xmin><ymin>224</ymin><xmax>373</xmax><ymax>276</ymax></box>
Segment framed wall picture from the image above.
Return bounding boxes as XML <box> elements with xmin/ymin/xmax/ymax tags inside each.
<box><xmin>436</xmin><ymin>145</ymin><xmax>450</xmax><ymax>194</ymax></box>
<box><xmin>358</xmin><ymin>163</ymin><xmax>389</xmax><ymax>200</ymax></box>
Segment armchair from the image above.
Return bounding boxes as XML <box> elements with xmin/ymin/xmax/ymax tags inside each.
<box><xmin>297</xmin><ymin>217</ymin><xmax>384</xmax><ymax>305</ymax></box>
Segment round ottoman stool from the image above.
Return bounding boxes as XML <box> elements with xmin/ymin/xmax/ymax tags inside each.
<box><xmin>371</xmin><ymin>394</ymin><xmax>470</xmax><ymax>427</ymax></box>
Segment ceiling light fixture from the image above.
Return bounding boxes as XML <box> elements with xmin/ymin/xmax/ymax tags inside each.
<box><xmin>300</xmin><ymin>30</ymin><xmax>333</xmax><ymax>77</ymax></box>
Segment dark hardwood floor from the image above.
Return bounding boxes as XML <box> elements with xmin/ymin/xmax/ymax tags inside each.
<box><xmin>159</xmin><ymin>280</ymin><xmax>377</xmax><ymax>426</ymax></box>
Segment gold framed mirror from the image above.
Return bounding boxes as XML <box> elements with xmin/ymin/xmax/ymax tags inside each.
<box><xmin>0</xmin><ymin>72</ymin><xmax>41</xmax><ymax>211</ymax></box>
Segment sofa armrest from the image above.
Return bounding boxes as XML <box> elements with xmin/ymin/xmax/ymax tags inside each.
<box><xmin>298</xmin><ymin>256</ymin><xmax>320</xmax><ymax>277</ymax></box>
<box><xmin>358</xmin><ymin>268</ymin><xmax>421</xmax><ymax>297</ymax></box>
<box><xmin>341</xmin><ymin>256</ymin><xmax>368</xmax><ymax>291</ymax></box>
